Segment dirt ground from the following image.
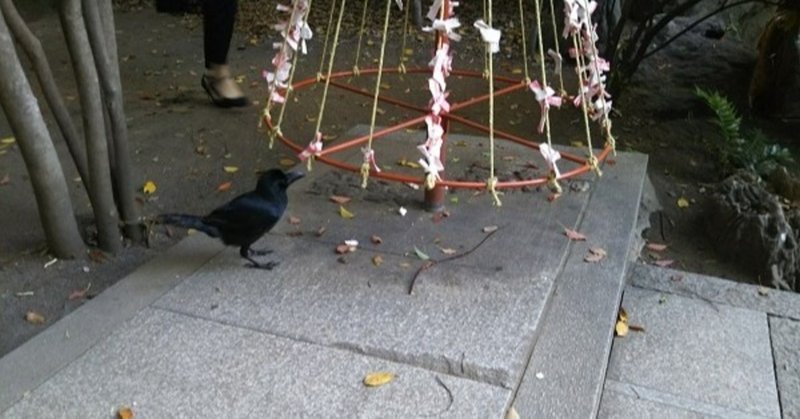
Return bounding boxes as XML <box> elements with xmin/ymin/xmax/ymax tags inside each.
<box><xmin>1</xmin><ymin>3</ymin><xmax>798</xmax><ymax>357</ymax></box>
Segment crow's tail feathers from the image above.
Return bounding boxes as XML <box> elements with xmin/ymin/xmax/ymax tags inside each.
<box><xmin>157</xmin><ymin>213</ymin><xmax>221</xmax><ymax>238</ymax></box>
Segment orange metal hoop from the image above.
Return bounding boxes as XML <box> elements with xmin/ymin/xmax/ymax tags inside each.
<box><xmin>263</xmin><ymin>67</ymin><xmax>612</xmax><ymax>191</ymax></box>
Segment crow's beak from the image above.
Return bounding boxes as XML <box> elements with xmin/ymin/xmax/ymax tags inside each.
<box><xmin>285</xmin><ymin>170</ymin><xmax>305</xmax><ymax>185</ymax></box>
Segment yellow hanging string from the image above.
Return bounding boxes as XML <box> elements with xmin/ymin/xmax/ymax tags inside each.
<box><xmin>548</xmin><ymin>0</ymin><xmax>565</xmax><ymax>94</ymax></box>
<box><xmin>484</xmin><ymin>0</ymin><xmax>501</xmax><ymax>206</ymax></box>
<box><xmin>317</xmin><ymin>3</ymin><xmax>336</xmax><ymax>80</ymax></box>
<box><xmin>397</xmin><ymin>0</ymin><xmax>412</xmax><ymax>73</ymax></box>
<box><xmin>352</xmin><ymin>0</ymin><xmax>371</xmax><ymax>76</ymax></box>
<box><xmin>579</xmin><ymin>5</ymin><xmax>616</xmax><ymax>154</ymax></box>
<box><xmin>270</xmin><ymin>0</ymin><xmax>316</xmax><ymax>149</ymax></box>
<box><xmin>362</xmin><ymin>0</ymin><xmax>394</xmax><ymax>188</ymax></box>
<box><xmin>308</xmin><ymin>0</ymin><xmax>347</xmax><ymax>170</ymax></box>
<box><xmin>516</xmin><ymin>0</ymin><xmax>531</xmax><ymax>83</ymax></box>
<box><xmin>533</xmin><ymin>0</ymin><xmax>561</xmax><ymax>194</ymax></box>
<box><xmin>572</xmin><ymin>33</ymin><xmax>602</xmax><ymax>177</ymax></box>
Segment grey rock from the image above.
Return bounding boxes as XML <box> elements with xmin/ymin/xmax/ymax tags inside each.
<box><xmin>705</xmin><ymin>171</ymin><xmax>799</xmax><ymax>291</ymax></box>
<box><xmin>769</xmin><ymin>316</ymin><xmax>800</xmax><ymax>419</ymax></box>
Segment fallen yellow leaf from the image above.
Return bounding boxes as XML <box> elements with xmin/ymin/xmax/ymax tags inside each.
<box><xmin>0</xmin><ymin>137</ymin><xmax>15</xmax><ymax>144</ymax></box>
<box><xmin>142</xmin><ymin>180</ymin><xmax>157</xmax><ymax>194</ymax></box>
<box><xmin>615</xmin><ymin>320</ymin><xmax>629</xmax><ymax>337</ymax></box>
<box><xmin>223</xmin><ymin>166</ymin><xmax>239</xmax><ymax>173</ymax></box>
<box><xmin>279</xmin><ymin>158</ymin><xmax>295</xmax><ymax>167</ymax></box>
<box><xmin>118</xmin><ymin>406</ymin><xmax>134</xmax><ymax>419</ymax></box>
<box><xmin>363</xmin><ymin>371</ymin><xmax>395</xmax><ymax>387</ymax></box>
<box><xmin>677</xmin><ymin>197</ymin><xmax>690</xmax><ymax>208</ymax></box>
<box><xmin>618</xmin><ymin>307</ymin><xmax>628</xmax><ymax>323</ymax></box>
<box><xmin>372</xmin><ymin>255</ymin><xmax>384</xmax><ymax>267</ymax></box>
<box><xmin>339</xmin><ymin>206</ymin><xmax>355</xmax><ymax>219</ymax></box>
<box><xmin>25</xmin><ymin>311</ymin><xmax>45</xmax><ymax>325</ymax></box>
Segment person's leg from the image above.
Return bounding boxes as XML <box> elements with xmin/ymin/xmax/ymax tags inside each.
<box><xmin>202</xmin><ymin>0</ymin><xmax>246</xmax><ymax>106</ymax></box>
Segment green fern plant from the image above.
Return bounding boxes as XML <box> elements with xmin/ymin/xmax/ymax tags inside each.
<box><xmin>695</xmin><ymin>87</ymin><xmax>792</xmax><ymax>176</ymax></box>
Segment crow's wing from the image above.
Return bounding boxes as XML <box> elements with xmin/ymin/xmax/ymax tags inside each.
<box><xmin>202</xmin><ymin>192</ymin><xmax>284</xmax><ymax>246</ymax></box>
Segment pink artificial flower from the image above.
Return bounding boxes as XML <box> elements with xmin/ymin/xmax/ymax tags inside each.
<box><xmin>423</xmin><ymin>17</ymin><xmax>462</xmax><ymax>42</ymax></box>
<box><xmin>529</xmin><ymin>80</ymin><xmax>563</xmax><ymax>133</ymax></box>
<box><xmin>428</xmin><ymin>44</ymin><xmax>452</xmax><ymax>90</ymax></box>
<box><xmin>474</xmin><ymin>19</ymin><xmax>502</xmax><ymax>54</ymax></box>
<box><xmin>428</xmin><ymin>78</ymin><xmax>451</xmax><ymax>115</ymax></box>
<box><xmin>298</xmin><ymin>132</ymin><xmax>323</xmax><ymax>161</ymax></box>
<box><xmin>363</xmin><ymin>147</ymin><xmax>381</xmax><ymax>172</ymax></box>
<box><xmin>539</xmin><ymin>143</ymin><xmax>562</xmax><ymax>178</ymax></box>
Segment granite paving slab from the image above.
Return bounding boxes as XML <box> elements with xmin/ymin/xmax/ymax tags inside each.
<box><xmin>2</xmin><ymin>308</ymin><xmax>510</xmax><ymax>418</ymax></box>
<box><xmin>599</xmin><ymin>382</ymin><xmax>708</xmax><ymax>419</ymax></box>
<box><xmin>605</xmin><ymin>286</ymin><xmax>780</xmax><ymax>418</ymax></box>
<box><xmin>153</xmin><ymin>128</ymin><xmax>609</xmax><ymax>390</ymax></box>
<box><xmin>0</xmin><ymin>234</ymin><xmax>223</xmax><ymax>412</ymax></box>
<box><xmin>769</xmin><ymin>316</ymin><xmax>800</xmax><ymax>419</ymax></box>
<box><xmin>630</xmin><ymin>263</ymin><xmax>800</xmax><ymax>320</ymax></box>
<box><xmin>512</xmin><ymin>152</ymin><xmax>647</xmax><ymax>419</ymax></box>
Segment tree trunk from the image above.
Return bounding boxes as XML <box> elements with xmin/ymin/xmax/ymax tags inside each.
<box><xmin>0</xmin><ymin>0</ymin><xmax>89</xmax><ymax>186</ymax></box>
<box><xmin>83</xmin><ymin>0</ymin><xmax>142</xmax><ymax>242</ymax></box>
<box><xmin>0</xmin><ymin>7</ymin><xmax>85</xmax><ymax>258</ymax></box>
<box><xmin>59</xmin><ymin>0</ymin><xmax>121</xmax><ymax>254</ymax></box>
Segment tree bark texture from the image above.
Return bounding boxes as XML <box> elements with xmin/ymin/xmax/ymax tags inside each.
<box><xmin>0</xmin><ymin>6</ymin><xmax>85</xmax><ymax>258</ymax></box>
<box><xmin>0</xmin><ymin>0</ymin><xmax>89</xmax><ymax>186</ymax></box>
<box><xmin>83</xmin><ymin>0</ymin><xmax>142</xmax><ymax>242</ymax></box>
<box><xmin>59</xmin><ymin>0</ymin><xmax>121</xmax><ymax>254</ymax></box>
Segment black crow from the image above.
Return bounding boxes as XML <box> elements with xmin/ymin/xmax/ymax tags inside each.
<box><xmin>158</xmin><ymin>169</ymin><xmax>304</xmax><ymax>269</ymax></box>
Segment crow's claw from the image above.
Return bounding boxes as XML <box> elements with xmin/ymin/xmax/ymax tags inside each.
<box><xmin>246</xmin><ymin>260</ymin><xmax>280</xmax><ymax>270</ymax></box>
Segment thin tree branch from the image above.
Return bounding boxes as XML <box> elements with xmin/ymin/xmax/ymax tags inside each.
<box><xmin>408</xmin><ymin>227</ymin><xmax>501</xmax><ymax>295</ymax></box>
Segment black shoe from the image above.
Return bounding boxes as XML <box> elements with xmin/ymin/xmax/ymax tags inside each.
<box><xmin>201</xmin><ymin>75</ymin><xmax>248</xmax><ymax>108</ymax></box>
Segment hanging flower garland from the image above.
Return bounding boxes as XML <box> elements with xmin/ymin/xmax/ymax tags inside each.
<box><xmin>263</xmin><ymin>0</ymin><xmax>313</xmax><ymax>122</ymax></box>
<box><xmin>418</xmin><ymin>0</ymin><xmax>460</xmax><ymax>190</ymax></box>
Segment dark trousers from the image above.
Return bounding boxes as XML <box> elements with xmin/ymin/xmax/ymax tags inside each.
<box><xmin>203</xmin><ymin>0</ymin><xmax>237</xmax><ymax>68</ymax></box>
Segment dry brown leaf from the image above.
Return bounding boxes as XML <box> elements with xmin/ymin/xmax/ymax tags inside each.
<box><xmin>439</xmin><ymin>247</ymin><xmax>457</xmax><ymax>255</ymax></box>
<box><xmin>584</xmin><ymin>247</ymin><xmax>607</xmax><ymax>263</ymax></box>
<box><xmin>68</xmin><ymin>283</ymin><xmax>91</xmax><ymax>301</ymax></box>
<box><xmin>315</xmin><ymin>226</ymin><xmax>327</xmax><ymax>237</ymax></box>
<box><xmin>372</xmin><ymin>255</ymin><xmax>384</xmax><ymax>267</ymax></box>
<box><xmin>217</xmin><ymin>181</ymin><xmax>233</xmax><ymax>192</ymax></box>
<box><xmin>646</xmin><ymin>243</ymin><xmax>668</xmax><ymax>252</ymax></box>
<box><xmin>0</xmin><ymin>174</ymin><xmax>9</xmax><ymax>185</ymax></box>
<box><xmin>564</xmin><ymin>228</ymin><xmax>587</xmax><ymax>241</ymax></box>
<box><xmin>288</xmin><ymin>215</ymin><xmax>301</xmax><ymax>225</ymax></box>
<box><xmin>25</xmin><ymin>311</ymin><xmax>45</xmax><ymax>325</ymax></box>
<box><xmin>335</xmin><ymin>244</ymin><xmax>351</xmax><ymax>254</ymax></box>
<box><xmin>482</xmin><ymin>225</ymin><xmax>499</xmax><ymax>233</ymax></box>
<box><xmin>363</xmin><ymin>371</ymin><xmax>395</xmax><ymax>387</ymax></box>
<box><xmin>118</xmin><ymin>407</ymin><xmax>134</xmax><ymax>419</ymax></box>
<box><xmin>629</xmin><ymin>324</ymin><xmax>646</xmax><ymax>332</ymax></box>
<box><xmin>654</xmin><ymin>259</ymin><xmax>675</xmax><ymax>267</ymax></box>
<box><xmin>371</xmin><ymin>235</ymin><xmax>383</xmax><ymax>244</ymax></box>
<box><xmin>330</xmin><ymin>195</ymin><xmax>352</xmax><ymax>205</ymax></box>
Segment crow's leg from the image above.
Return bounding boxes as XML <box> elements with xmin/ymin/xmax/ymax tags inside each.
<box><xmin>249</xmin><ymin>248</ymin><xmax>273</xmax><ymax>256</ymax></box>
<box><xmin>240</xmin><ymin>246</ymin><xmax>279</xmax><ymax>270</ymax></box>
